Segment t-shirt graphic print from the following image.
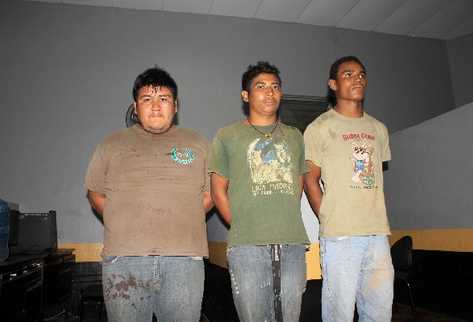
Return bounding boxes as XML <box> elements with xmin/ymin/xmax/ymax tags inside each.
<box><xmin>349</xmin><ymin>137</ymin><xmax>377</xmax><ymax>189</ymax></box>
<box><xmin>247</xmin><ymin>137</ymin><xmax>294</xmax><ymax>196</ymax></box>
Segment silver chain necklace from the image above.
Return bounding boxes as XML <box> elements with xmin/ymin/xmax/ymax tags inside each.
<box><xmin>247</xmin><ymin>120</ymin><xmax>279</xmax><ymax>139</ymax></box>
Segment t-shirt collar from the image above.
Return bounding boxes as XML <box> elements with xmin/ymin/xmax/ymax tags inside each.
<box><xmin>131</xmin><ymin>124</ymin><xmax>178</xmax><ymax>138</ymax></box>
<box><xmin>330</xmin><ymin>108</ymin><xmax>366</xmax><ymax>121</ymax></box>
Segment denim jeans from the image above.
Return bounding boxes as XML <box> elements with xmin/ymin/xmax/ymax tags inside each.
<box><xmin>102</xmin><ymin>256</ymin><xmax>204</xmax><ymax>322</ymax></box>
<box><xmin>227</xmin><ymin>244</ymin><xmax>307</xmax><ymax>322</ymax></box>
<box><xmin>320</xmin><ymin>235</ymin><xmax>394</xmax><ymax>322</ymax></box>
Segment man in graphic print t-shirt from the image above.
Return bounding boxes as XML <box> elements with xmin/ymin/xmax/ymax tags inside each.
<box><xmin>304</xmin><ymin>56</ymin><xmax>394</xmax><ymax>322</ymax></box>
<box><xmin>209</xmin><ymin>61</ymin><xmax>309</xmax><ymax>322</ymax></box>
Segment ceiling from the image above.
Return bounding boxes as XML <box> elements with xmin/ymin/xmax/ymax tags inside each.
<box><xmin>27</xmin><ymin>0</ymin><xmax>473</xmax><ymax>40</ymax></box>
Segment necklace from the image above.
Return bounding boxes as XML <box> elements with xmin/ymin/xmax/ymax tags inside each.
<box><xmin>247</xmin><ymin>120</ymin><xmax>279</xmax><ymax>139</ymax></box>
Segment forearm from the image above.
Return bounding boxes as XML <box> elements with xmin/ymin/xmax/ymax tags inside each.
<box><xmin>304</xmin><ymin>180</ymin><xmax>323</xmax><ymax>216</ymax></box>
<box><xmin>303</xmin><ymin>162</ymin><xmax>323</xmax><ymax>216</ymax></box>
<box><xmin>202</xmin><ymin>191</ymin><xmax>214</xmax><ymax>213</ymax></box>
<box><xmin>210</xmin><ymin>174</ymin><xmax>232</xmax><ymax>225</ymax></box>
<box><xmin>212</xmin><ymin>191</ymin><xmax>232</xmax><ymax>225</ymax></box>
<box><xmin>87</xmin><ymin>190</ymin><xmax>106</xmax><ymax>216</ymax></box>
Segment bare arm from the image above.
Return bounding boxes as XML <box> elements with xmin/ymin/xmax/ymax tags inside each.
<box><xmin>202</xmin><ymin>191</ymin><xmax>214</xmax><ymax>213</ymax></box>
<box><xmin>87</xmin><ymin>190</ymin><xmax>106</xmax><ymax>216</ymax></box>
<box><xmin>210</xmin><ymin>173</ymin><xmax>232</xmax><ymax>225</ymax></box>
<box><xmin>299</xmin><ymin>175</ymin><xmax>304</xmax><ymax>199</ymax></box>
<box><xmin>303</xmin><ymin>161</ymin><xmax>323</xmax><ymax>217</ymax></box>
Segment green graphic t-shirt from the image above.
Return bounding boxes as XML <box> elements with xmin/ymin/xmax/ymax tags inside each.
<box><xmin>209</xmin><ymin>121</ymin><xmax>310</xmax><ymax>246</ymax></box>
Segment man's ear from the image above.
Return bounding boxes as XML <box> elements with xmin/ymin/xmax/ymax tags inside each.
<box><xmin>328</xmin><ymin>79</ymin><xmax>337</xmax><ymax>91</ymax></box>
<box><xmin>133</xmin><ymin>102</ymin><xmax>137</xmax><ymax>114</ymax></box>
<box><xmin>174</xmin><ymin>99</ymin><xmax>178</xmax><ymax>113</ymax></box>
<box><xmin>241</xmin><ymin>90</ymin><xmax>249</xmax><ymax>103</ymax></box>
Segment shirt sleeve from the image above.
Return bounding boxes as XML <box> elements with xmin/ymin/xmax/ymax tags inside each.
<box><xmin>84</xmin><ymin>143</ymin><xmax>108</xmax><ymax>194</ymax></box>
<box><xmin>296</xmin><ymin>129</ymin><xmax>308</xmax><ymax>175</ymax></box>
<box><xmin>303</xmin><ymin>123</ymin><xmax>323</xmax><ymax>167</ymax></box>
<box><xmin>202</xmin><ymin>139</ymin><xmax>211</xmax><ymax>193</ymax></box>
<box><xmin>208</xmin><ymin>134</ymin><xmax>229</xmax><ymax>179</ymax></box>
<box><xmin>381</xmin><ymin>124</ymin><xmax>391</xmax><ymax>162</ymax></box>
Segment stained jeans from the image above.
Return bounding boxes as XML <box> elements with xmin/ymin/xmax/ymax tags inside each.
<box><xmin>102</xmin><ymin>256</ymin><xmax>204</xmax><ymax>322</ymax></box>
<box><xmin>227</xmin><ymin>244</ymin><xmax>307</xmax><ymax>322</ymax></box>
<box><xmin>320</xmin><ymin>235</ymin><xmax>394</xmax><ymax>322</ymax></box>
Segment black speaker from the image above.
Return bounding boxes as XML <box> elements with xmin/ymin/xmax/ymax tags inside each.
<box><xmin>11</xmin><ymin>210</ymin><xmax>57</xmax><ymax>255</ymax></box>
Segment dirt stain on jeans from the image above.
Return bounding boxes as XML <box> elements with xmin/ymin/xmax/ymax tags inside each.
<box><xmin>104</xmin><ymin>273</ymin><xmax>158</xmax><ymax>302</ymax></box>
<box><xmin>104</xmin><ymin>273</ymin><xmax>138</xmax><ymax>300</ymax></box>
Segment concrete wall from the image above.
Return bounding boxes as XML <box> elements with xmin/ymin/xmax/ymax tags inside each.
<box><xmin>0</xmin><ymin>0</ymin><xmax>455</xmax><ymax>243</ymax></box>
<box><xmin>447</xmin><ymin>33</ymin><xmax>473</xmax><ymax>107</ymax></box>
<box><xmin>385</xmin><ymin>101</ymin><xmax>473</xmax><ymax>230</ymax></box>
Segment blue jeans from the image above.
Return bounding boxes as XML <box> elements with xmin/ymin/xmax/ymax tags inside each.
<box><xmin>320</xmin><ymin>235</ymin><xmax>394</xmax><ymax>322</ymax></box>
<box><xmin>227</xmin><ymin>244</ymin><xmax>307</xmax><ymax>322</ymax></box>
<box><xmin>102</xmin><ymin>256</ymin><xmax>204</xmax><ymax>322</ymax></box>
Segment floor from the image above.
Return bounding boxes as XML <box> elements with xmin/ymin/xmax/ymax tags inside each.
<box><xmin>391</xmin><ymin>304</ymin><xmax>470</xmax><ymax>322</ymax></box>
<box><xmin>43</xmin><ymin>302</ymin><xmax>470</xmax><ymax>322</ymax></box>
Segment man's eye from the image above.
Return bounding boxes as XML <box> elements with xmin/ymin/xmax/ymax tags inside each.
<box><xmin>272</xmin><ymin>84</ymin><xmax>280</xmax><ymax>90</ymax></box>
<box><xmin>255</xmin><ymin>84</ymin><xmax>265</xmax><ymax>89</ymax></box>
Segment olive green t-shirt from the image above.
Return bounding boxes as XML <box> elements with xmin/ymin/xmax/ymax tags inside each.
<box><xmin>85</xmin><ymin>125</ymin><xmax>209</xmax><ymax>257</ymax></box>
<box><xmin>304</xmin><ymin>109</ymin><xmax>391</xmax><ymax>237</ymax></box>
<box><xmin>209</xmin><ymin>121</ymin><xmax>310</xmax><ymax>246</ymax></box>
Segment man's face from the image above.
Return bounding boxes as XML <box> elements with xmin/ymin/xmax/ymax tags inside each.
<box><xmin>134</xmin><ymin>86</ymin><xmax>176</xmax><ymax>134</ymax></box>
<box><xmin>242</xmin><ymin>73</ymin><xmax>282</xmax><ymax>118</ymax></box>
<box><xmin>329</xmin><ymin>60</ymin><xmax>367</xmax><ymax>104</ymax></box>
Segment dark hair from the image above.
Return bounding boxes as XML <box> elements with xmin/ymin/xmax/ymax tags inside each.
<box><xmin>326</xmin><ymin>56</ymin><xmax>366</xmax><ymax>107</ymax></box>
<box><xmin>241</xmin><ymin>61</ymin><xmax>281</xmax><ymax>92</ymax></box>
<box><xmin>132</xmin><ymin>67</ymin><xmax>178</xmax><ymax>102</ymax></box>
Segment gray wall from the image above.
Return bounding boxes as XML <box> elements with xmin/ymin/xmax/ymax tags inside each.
<box><xmin>0</xmin><ymin>0</ymin><xmax>455</xmax><ymax>242</ymax></box>
<box><xmin>385</xmin><ymin>102</ymin><xmax>473</xmax><ymax>229</ymax></box>
<box><xmin>447</xmin><ymin>33</ymin><xmax>473</xmax><ymax>107</ymax></box>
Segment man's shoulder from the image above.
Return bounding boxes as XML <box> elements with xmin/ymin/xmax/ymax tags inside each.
<box><xmin>173</xmin><ymin>128</ymin><xmax>210</xmax><ymax>151</ymax></box>
<box><xmin>305</xmin><ymin>109</ymin><xmax>333</xmax><ymax>132</ymax></box>
<box><xmin>175</xmin><ymin>127</ymin><xmax>208</xmax><ymax>142</ymax></box>
<box><xmin>279</xmin><ymin>122</ymin><xmax>303</xmax><ymax>137</ymax></box>
<box><xmin>214</xmin><ymin>121</ymin><xmax>244</xmax><ymax>139</ymax></box>
<box><xmin>363</xmin><ymin>113</ymin><xmax>389</xmax><ymax>133</ymax></box>
<box><xmin>101</xmin><ymin>127</ymin><xmax>135</xmax><ymax>146</ymax></box>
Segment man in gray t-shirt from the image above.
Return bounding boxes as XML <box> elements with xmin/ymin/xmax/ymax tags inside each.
<box><xmin>85</xmin><ymin>67</ymin><xmax>212</xmax><ymax>322</ymax></box>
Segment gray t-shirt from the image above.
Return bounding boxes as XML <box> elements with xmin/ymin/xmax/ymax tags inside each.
<box><xmin>85</xmin><ymin>125</ymin><xmax>209</xmax><ymax>257</ymax></box>
<box><xmin>209</xmin><ymin>121</ymin><xmax>310</xmax><ymax>246</ymax></box>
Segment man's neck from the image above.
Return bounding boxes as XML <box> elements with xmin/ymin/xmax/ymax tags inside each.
<box><xmin>334</xmin><ymin>100</ymin><xmax>364</xmax><ymax>118</ymax></box>
<box><xmin>246</xmin><ymin>114</ymin><xmax>278</xmax><ymax>126</ymax></box>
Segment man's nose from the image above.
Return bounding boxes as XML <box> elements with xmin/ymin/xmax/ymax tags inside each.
<box><xmin>355</xmin><ymin>74</ymin><xmax>365</xmax><ymax>82</ymax></box>
<box><xmin>151</xmin><ymin>99</ymin><xmax>162</xmax><ymax>109</ymax></box>
<box><xmin>265</xmin><ymin>87</ymin><xmax>275</xmax><ymax>96</ymax></box>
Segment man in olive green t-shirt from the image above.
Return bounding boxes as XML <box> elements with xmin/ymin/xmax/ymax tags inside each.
<box><xmin>210</xmin><ymin>61</ymin><xmax>309</xmax><ymax>322</ymax></box>
<box><xmin>304</xmin><ymin>56</ymin><xmax>394</xmax><ymax>322</ymax></box>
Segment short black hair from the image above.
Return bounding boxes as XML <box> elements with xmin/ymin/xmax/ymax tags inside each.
<box><xmin>132</xmin><ymin>67</ymin><xmax>178</xmax><ymax>102</ymax></box>
<box><xmin>241</xmin><ymin>61</ymin><xmax>281</xmax><ymax>92</ymax></box>
<box><xmin>327</xmin><ymin>56</ymin><xmax>366</xmax><ymax>107</ymax></box>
